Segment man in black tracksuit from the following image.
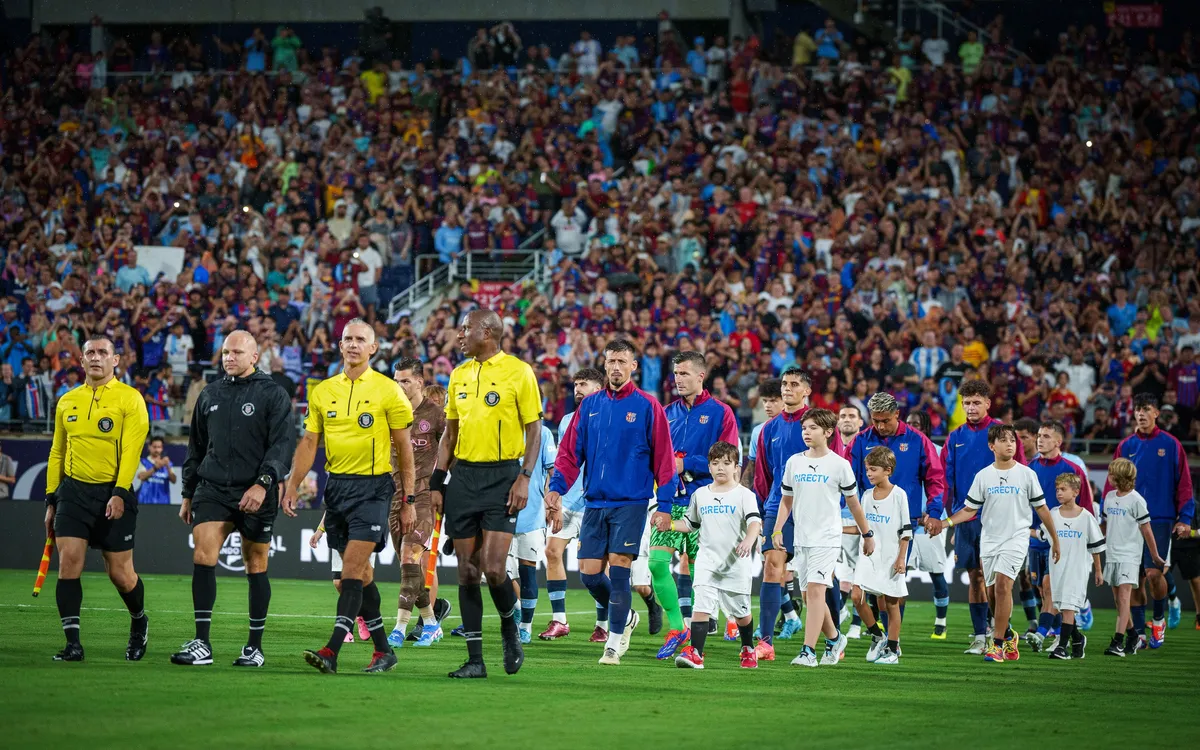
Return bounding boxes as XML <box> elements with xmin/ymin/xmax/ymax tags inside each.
<box><xmin>172</xmin><ymin>331</ymin><xmax>296</xmax><ymax>668</ymax></box>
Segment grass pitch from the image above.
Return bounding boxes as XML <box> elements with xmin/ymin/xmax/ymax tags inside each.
<box><xmin>0</xmin><ymin>570</ymin><xmax>1194</xmax><ymax>748</ymax></box>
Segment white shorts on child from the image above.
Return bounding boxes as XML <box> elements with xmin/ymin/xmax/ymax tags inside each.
<box><xmin>693</xmin><ymin>584</ymin><xmax>751</xmax><ymax>619</ymax></box>
<box><xmin>982</xmin><ymin>548</ymin><xmax>1026</xmax><ymax>587</ymax></box>
<box><xmin>792</xmin><ymin>545</ymin><xmax>840</xmax><ymax>591</ymax></box>
<box><xmin>1104</xmin><ymin>561</ymin><xmax>1140</xmax><ymax>588</ymax></box>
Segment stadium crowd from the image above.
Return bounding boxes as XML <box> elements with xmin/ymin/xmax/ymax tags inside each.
<box><xmin>0</xmin><ymin>12</ymin><xmax>1199</xmax><ymax>458</ymax></box>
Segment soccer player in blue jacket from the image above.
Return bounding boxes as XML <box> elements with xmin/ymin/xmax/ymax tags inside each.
<box><xmin>540</xmin><ymin>368</ymin><xmax>606</xmax><ymax>642</ymax></box>
<box><xmin>752</xmin><ymin>366</ymin><xmax>844</xmax><ymax>661</ymax></box>
<box><xmin>651</xmin><ymin>351</ymin><xmax>740</xmax><ymax>659</ymax></box>
<box><xmin>1102</xmin><ymin>394</ymin><xmax>1195</xmax><ymax>649</ymax></box>
<box><xmin>939</xmin><ymin>380</ymin><xmax>1025</xmax><ymax>653</ymax></box>
<box><xmin>547</xmin><ymin>339</ymin><xmax>678</xmax><ymax>666</ymax></box>
<box><xmin>846</xmin><ymin>392</ymin><xmax>945</xmax><ymax>636</ymax></box>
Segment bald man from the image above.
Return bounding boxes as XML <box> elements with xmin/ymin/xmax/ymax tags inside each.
<box><xmin>175</xmin><ymin>330</ymin><xmax>297</xmax><ymax>667</ymax></box>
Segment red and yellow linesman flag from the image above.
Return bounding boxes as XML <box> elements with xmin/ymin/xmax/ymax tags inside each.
<box><xmin>425</xmin><ymin>514</ymin><xmax>442</xmax><ymax>589</ymax></box>
<box><xmin>33</xmin><ymin>535</ymin><xmax>55</xmax><ymax>597</ymax></box>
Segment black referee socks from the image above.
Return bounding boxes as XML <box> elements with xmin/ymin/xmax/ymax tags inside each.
<box><xmin>119</xmin><ymin>577</ymin><xmax>147</xmax><ymax>632</ymax></box>
<box><xmin>193</xmin><ymin>563</ymin><xmax>217</xmax><ymax>642</ymax></box>
<box><xmin>359</xmin><ymin>582</ymin><xmax>390</xmax><ymax>652</ymax></box>
<box><xmin>327</xmin><ymin>578</ymin><xmax>363</xmax><ymax>656</ymax></box>
<box><xmin>488</xmin><ymin>577</ymin><xmax>519</xmax><ymax>633</ymax></box>
<box><xmin>57</xmin><ymin>577</ymin><xmax>83</xmax><ymax>644</ymax></box>
<box><xmin>247</xmin><ymin>572</ymin><xmax>270</xmax><ymax>650</ymax></box>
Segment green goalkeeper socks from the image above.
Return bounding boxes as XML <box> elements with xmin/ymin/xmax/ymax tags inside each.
<box><xmin>649</xmin><ymin>549</ymin><xmax>685</xmax><ymax>631</ymax></box>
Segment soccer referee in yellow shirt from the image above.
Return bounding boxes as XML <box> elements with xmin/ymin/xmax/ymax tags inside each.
<box><xmin>44</xmin><ymin>336</ymin><xmax>151</xmax><ymax>662</ymax></box>
<box><xmin>283</xmin><ymin>319</ymin><xmax>417</xmax><ymax>674</ymax></box>
<box><xmin>430</xmin><ymin>309</ymin><xmax>543</xmax><ymax>679</ymax></box>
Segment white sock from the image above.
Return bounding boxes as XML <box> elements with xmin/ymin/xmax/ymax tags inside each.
<box><xmin>605</xmin><ymin>631</ymin><xmax>623</xmax><ymax>651</ymax></box>
<box><xmin>597</xmin><ymin>619</ymin><xmax>608</xmax><ymax>630</ymax></box>
<box><xmin>553</xmin><ymin>613</ymin><xmax>567</xmax><ymax>624</ymax></box>
<box><xmin>395</xmin><ymin>609</ymin><xmax>411</xmax><ymax>632</ymax></box>
<box><xmin>519</xmin><ymin>622</ymin><xmax>532</xmax><ymax>634</ymax></box>
<box><xmin>934</xmin><ymin>616</ymin><xmax>947</xmax><ymax>626</ymax></box>
<box><xmin>784</xmin><ymin>609</ymin><xmax>800</xmax><ymax>622</ymax></box>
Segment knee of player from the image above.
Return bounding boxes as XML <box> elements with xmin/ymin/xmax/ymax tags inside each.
<box><xmin>545</xmin><ymin>545</ymin><xmax>564</xmax><ymax>564</ymax></box>
<box><xmin>457</xmin><ymin>562</ymin><xmax>481</xmax><ymax>583</ymax></box>
<box><xmin>107</xmin><ymin>566</ymin><xmax>138</xmax><ymax>591</ymax></box>
<box><xmin>481</xmin><ymin>564</ymin><xmax>508</xmax><ymax>587</ymax></box>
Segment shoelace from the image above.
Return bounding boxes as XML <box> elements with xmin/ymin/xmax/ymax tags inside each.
<box><xmin>182</xmin><ymin>639</ymin><xmax>210</xmax><ymax>656</ymax></box>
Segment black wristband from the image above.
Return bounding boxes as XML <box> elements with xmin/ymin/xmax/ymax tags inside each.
<box><xmin>45</xmin><ymin>493</ymin><xmax>57</xmax><ymax>509</ymax></box>
<box><xmin>430</xmin><ymin>468</ymin><xmax>448</xmax><ymax>493</ymax></box>
<box><xmin>113</xmin><ymin>487</ymin><xmax>136</xmax><ymax>505</ymax></box>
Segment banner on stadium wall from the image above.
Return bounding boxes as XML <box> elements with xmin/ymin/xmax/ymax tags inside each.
<box><xmin>471</xmin><ymin>280</ymin><xmax>521</xmax><ymax>310</ymax></box>
<box><xmin>1105</xmin><ymin>3</ymin><xmax>1163</xmax><ymax>27</ymax></box>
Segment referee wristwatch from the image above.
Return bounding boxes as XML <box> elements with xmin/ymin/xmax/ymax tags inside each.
<box><xmin>520</xmin><ymin>468</ymin><xmax>533</xmax><ymax>479</ymax></box>
<box><xmin>255</xmin><ymin>473</ymin><xmax>274</xmax><ymax>490</ymax></box>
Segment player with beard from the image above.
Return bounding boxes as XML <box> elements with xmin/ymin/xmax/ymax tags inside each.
<box><xmin>540</xmin><ymin>368</ymin><xmax>607</xmax><ymax>641</ymax></box>
<box><xmin>548</xmin><ymin>339</ymin><xmax>678</xmax><ymax>666</ymax></box>
<box><xmin>387</xmin><ymin>357</ymin><xmax>452</xmax><ymax>648</ymax></box>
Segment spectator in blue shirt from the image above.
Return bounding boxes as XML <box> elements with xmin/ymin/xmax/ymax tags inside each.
<box><xmin>115</xmin><ymin>250</ymin><xmax>152</xmax><ymax>293</ymax></box>
<box><xmin>136</xmin><ymin>437</ymin><xmax>176</xmax><ymax>505</ymax></box>
<box><xmin>814</xmin><ymin>18</ymin><xmax>844</xmax><ymax>60</ymax></box>
<box><xmin>1107</xmin><ymin>286</ymin><xmax>1138</xmax><ymax>335</ymax></box>
<box><xmin>435</xmin><ymin>215</ymin><xmax>465</xmax><ymax>263</ymax></box>
<box><xmin>686</xmin><ymin>37</ymin><xmax>707</xmax><ymax>77</ymax></box>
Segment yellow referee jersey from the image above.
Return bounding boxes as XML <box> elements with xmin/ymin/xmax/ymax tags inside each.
<box><xmin>446</xmin><ymin>351</ymin><xmax>542</xmax><ymax>463</ymax></box>
<box><xmin>46</xmin><ymin>379</ymin><xmax>150</xmax><ymax>497</ymax></box>
<box><xmin>305</xmin><ymin>368</ymin><xmax>413</xmax><ymax>476</ymax></box>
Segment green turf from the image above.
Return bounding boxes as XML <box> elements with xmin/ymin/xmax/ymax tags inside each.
<box><xmin>0</xmin><ymin>570</ymin><xmax>1194</xmax><ymax>748</ymax></box>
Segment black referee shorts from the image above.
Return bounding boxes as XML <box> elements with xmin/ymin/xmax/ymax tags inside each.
<box><xmin>1172</xmin><ymin>541</ymin><xmax>1200</xmax><ymax>581</ymax></box>
<box><xmin>444</xmin><ymin>460</ymin><xmax>519</xmax><ymax>540</ymax></box>
<box><xmin>191</xmin><ymin>480</ymin><xmax>279</xmax><ymax>544</ymax></box>
<box><xmin>323</xmin><ymin>474</ymin><xmax>394</xmax><ymax>554</ymax></box>
<box><xmin>54</xmin><ymin>476</ymin><xmax>137</xmax><ymax>552</ymax></box>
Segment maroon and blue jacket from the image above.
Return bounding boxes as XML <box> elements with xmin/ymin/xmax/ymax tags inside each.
<box><xmin>1103</xmin><ymin>428</ymin><xmax>1194</xmax><ymax>526</ymax></box>
<box><xmin>848</xmin><ymin>421</ymin><xmax>946</xmax><ymax>522</ymax></box>
<box><xmin>667</xmin><ymin>390</ymin><xmax>740</xmax><ymax>503</ymax></box>
<box><xmin>550</xmin><ymin>379</ymin><xmax>679</xmax><ymax>512</ymax></box>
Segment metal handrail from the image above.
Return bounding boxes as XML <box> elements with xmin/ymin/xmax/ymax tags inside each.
<box><xmin>896</xmin><ymin>0</ymin><xmax>1023</xmax><ymax>60</ymax></box>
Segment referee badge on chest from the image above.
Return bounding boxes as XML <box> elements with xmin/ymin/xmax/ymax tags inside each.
<box><xmin>484</xmin><ymin>391</ymin><xmax>501</xmax><ymax>407</ymax></box>
<box><xmin>626</xmin><ymin>411</ymin><xmax>637</xmax><ymax>423</ymax></box>
<box><xmin>98</xmin><ymin>417</ymin><xmax>114</xmax><ymax>433</ymax></box>
<box><xmin>359</xmin><ymin>413</ymin><xmax>375</xmax><ymax>428</ymax></box>
<box><xmin>242</xmin><ymin>403</ymin><xmax>256</xmax><ymax>416</ymax></box>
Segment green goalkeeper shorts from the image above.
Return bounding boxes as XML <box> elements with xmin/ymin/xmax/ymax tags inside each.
<box><xmin>648</xmin><ymin>504</ymin><xmax>699</xmax><ymax>559</ymax></box>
